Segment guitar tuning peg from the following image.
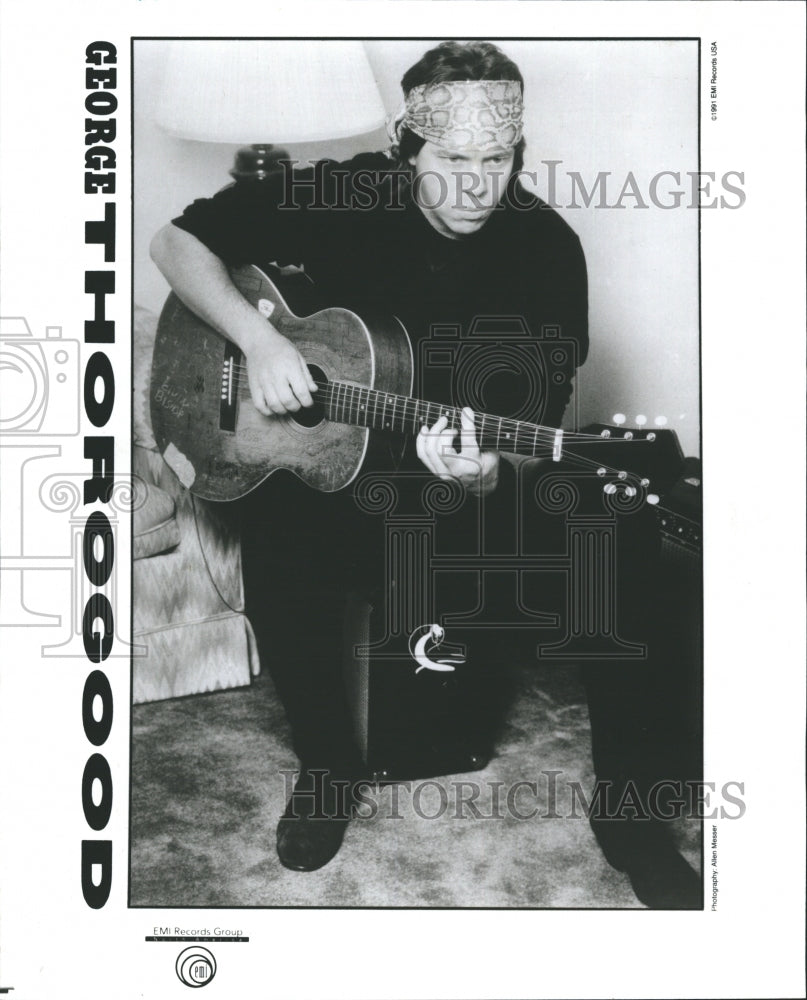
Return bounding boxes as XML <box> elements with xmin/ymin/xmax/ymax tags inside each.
<box><xmin>623</xmin><ymin>431</ymin><xmax>633</xmax><ymax>440</ymax></box>
<box><xmin>635</xmin><ymin>414</ymin><xmax>647</xmax><ymax>426</ymax></box>
<box><xmin>647</xmin><ymin>493</ymin><xmax>660</xmax><ymax>505</ymax></box>
<box><xmin>625</xmin><ymin>486</ymin><xmax>637</xmax><ymax>497</ymax></box>
<box><xmin>653</xmin><ymin>415</ymin><xmax>668</xmax><ymax>426</ymax></box>
<box><xmin>603</xmin><ymin>483</ymin><xmax>618</xmax><ymax>495</ymax></box>
<box><xmin>612</xmin><ymin>413</ymin><xmax>626</xmax><ymax>425</ymax></box>
<box><xmin>640</xmin><ymin>478</ymin><xmax>650</xmax><ymax>487</ymax></box>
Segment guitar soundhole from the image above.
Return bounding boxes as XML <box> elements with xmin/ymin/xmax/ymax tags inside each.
<box><xmin>291</xmin><ymin>364</ymin><xmax>326</xmax><ymax>428</ymax></box>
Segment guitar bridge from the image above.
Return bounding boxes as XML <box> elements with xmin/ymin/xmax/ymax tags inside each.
<box><xmin>219</xmin><ymin>340</ymin><xmax>240</xmax><ymax>433</ymax></box>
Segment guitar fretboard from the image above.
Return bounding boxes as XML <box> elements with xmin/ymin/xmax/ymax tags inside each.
<box><xmin>315</xmin><ymin>381</ymin><xmax>561</xmax><ymax>459</ymax></box>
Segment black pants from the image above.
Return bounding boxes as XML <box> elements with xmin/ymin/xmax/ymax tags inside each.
<box><xmin>235</xmin><ymin>470</ymin><xmax>372</xmax><ymax>775</ymax></box>
<box><xmin>235</xmin><ymin>459</ymin><xmax>701</xmax><ymax>797</ymax></box>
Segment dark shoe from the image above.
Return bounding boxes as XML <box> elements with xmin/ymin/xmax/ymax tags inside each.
<box><xmin>624</xmin><ymin>842</ymin><xmax>702</xmax><ymax>909</ymax></box>
<box><xmin>590</xmin><ymin>816</ymin><xmax>702</xmax><ymax>909</ymax></box>
<box><xmin>276</xmin><ymin>769</ymin><xmax>355</xmax><ymax>872</ymax></box>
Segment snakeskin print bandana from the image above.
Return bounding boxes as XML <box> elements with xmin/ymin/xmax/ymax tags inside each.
<box><xmin>388</xmin><ymin>80</ymin><xmax>524</xmax><ymax>151</ymax></box>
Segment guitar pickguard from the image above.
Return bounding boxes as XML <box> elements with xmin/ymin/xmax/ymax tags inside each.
<box><xmin>151</xmin><ymin>265</ymin><xmax>413</xmax><ymax>501</ymax></box>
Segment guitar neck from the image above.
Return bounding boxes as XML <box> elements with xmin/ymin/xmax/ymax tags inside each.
<box><xmin>315</xmin><ymin>381</ymin><xmax>564</xmax><ymax>460</ymax></box>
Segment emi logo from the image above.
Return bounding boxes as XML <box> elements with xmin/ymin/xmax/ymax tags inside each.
<box><xmin>176</xmin><ymin>946</ymin><xmax>217</xmax><ymax>988</ymax></box>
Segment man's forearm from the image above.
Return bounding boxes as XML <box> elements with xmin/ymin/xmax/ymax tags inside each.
<box><xmin>150</xmin><ymin>222</ymin><xmax>317</xmax><ymax>416</ymax></box>
<box><xmin>149</xmin><ymin>223</ymin><xmax>272</xmax><ymax>353</ymax></box>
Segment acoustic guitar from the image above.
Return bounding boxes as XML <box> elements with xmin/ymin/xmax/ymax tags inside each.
<box><xmin>151</xmin><ymin>265</ymin><xmax>669</xmax><ymax>502</ymax></box>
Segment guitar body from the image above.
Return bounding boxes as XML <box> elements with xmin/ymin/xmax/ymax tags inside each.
<box><xmin>151</xmin><ymin>265</ymin><xmax>412</xmax><ymax>501</ymax></box>
<box><xmin>152</xmin><ymin>264</ymin><xmax>678</xmax><ymax>507</ymax></box>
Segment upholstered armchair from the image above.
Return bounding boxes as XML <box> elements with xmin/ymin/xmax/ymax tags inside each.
<box><xmin>132</xmin><ymin>305</ymin><xmax>259</xmax><ymax>703</ymax></box>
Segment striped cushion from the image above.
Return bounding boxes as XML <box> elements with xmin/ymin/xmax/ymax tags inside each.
<box><xmin>133</xmin><ymin>480</ymin><xmax>180</xmax><ymax>560</ymax></box>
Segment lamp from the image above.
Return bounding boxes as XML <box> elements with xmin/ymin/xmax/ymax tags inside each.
<box><xmin>155</xmin><ymin>40</ymin><xmax>388</xmax><ymax>181</ymax></box>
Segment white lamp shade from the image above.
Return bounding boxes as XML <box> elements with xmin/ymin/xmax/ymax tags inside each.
<box><xmin>155</xmin><ymin>40</ymin><xmax>387</xmax><ymax>144</ymax></box>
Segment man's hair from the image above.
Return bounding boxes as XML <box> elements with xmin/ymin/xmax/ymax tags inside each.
<box><xmin>394</xmin><ymin>41</ymin><xmax>526</xmax><ymax>172</ymax></box>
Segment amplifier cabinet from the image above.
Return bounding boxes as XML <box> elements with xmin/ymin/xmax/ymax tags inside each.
<box><xmin>342</xmin><ymin>455</ymin><xmax>704</xmax><ymax>784</ymax></box>
<box><xmin>342</xmin><ymin>595</ymin><xmax>492</xmax><ymax>782</ymax></box>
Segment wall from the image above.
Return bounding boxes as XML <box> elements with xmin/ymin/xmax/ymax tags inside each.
<box><xmin>134</xmin><ymin>39</ymin><xmax>699</xmax><ymax>456</ymax></box>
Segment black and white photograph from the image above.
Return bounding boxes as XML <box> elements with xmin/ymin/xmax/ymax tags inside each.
<box><xmin>0</xmin><ymin>2</ymin><xmax>804</xmax><ymax>999</ymax></box>
<box><xmin>131</xmin><ymin>36</ymin><xmax>703</xmax><ymax>911</ymax></box>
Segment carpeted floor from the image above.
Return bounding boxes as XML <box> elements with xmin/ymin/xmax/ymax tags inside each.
<box><xmin>129</xmin><ymin>660</ymin><xmax>701</xmax><ymax>909</ymax></box>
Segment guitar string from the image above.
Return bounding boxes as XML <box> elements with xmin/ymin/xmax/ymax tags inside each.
<box><xmin>213</xmin><ymin>390</ymin><xmax>649</xmax><ymax>470</ymax></box>
<box><xmin>205</xmin><ymin>383</ymin><xmax>649</xmax><ymax>487</ymax></box>
<box><xmin>174</xmin><ymin>280</ymin><xmax>678</xmax><ymax>498</ymax></box>
<box><xmin>224</xmin><ymin>384</ymin><xmax>616</xmax><ymax>453</ymax></box>
<box><xmin>219</xmin><ymin>369</ymin><xmax>641</xmax><ymax>449</ymax></box>
<box><xmin>206</xmin><ymin>359</ymin><xmax>662</xmax><ymax>486</ymax></box>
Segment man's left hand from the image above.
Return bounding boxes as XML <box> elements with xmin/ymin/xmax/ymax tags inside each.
<box><xmin>416</xmin><ymin>407</ymin><xmax>500</xmax><ymax>497</ymax></box>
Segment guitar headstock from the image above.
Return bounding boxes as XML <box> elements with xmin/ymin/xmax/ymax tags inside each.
<box><xmin>582</xmin><ymin>415</ymin><xmax>684</xmax><ymax>503</ymax></box>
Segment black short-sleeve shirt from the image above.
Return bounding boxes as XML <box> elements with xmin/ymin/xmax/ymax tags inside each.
<box><xmin>173</xmin><ymin>152</ymin><xmax>588</xmax><ymax>429</ymax></box>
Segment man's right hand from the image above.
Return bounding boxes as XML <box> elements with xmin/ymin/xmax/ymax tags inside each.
<box><xmin>149</xmin><ymin>225</ymin><xmax>319</xmax><ymax>416</ymax></box>
<box><xmin>243</xmin><ymin>326</ymin><xmax>319</xmax><ymax>416</ymax></box>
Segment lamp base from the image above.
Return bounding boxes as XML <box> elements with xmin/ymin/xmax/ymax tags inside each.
<box><xmin>230</xmin><ymin>143</ymin><xmax>290</xmax><ymax>182</ymax></box>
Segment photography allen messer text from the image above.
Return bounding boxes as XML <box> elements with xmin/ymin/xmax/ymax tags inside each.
<box><xmin>81</xmin><ymin>39</ymin><xmax>118</xmax><ymax>909</ymax></box>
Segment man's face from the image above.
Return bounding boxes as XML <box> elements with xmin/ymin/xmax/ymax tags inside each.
<box><xmin>409</xmin><ymin>140</ymin><xmax>515</xmax><ymax>239</ymax></box>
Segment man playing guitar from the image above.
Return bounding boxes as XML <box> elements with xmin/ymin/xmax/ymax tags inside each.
<box><xmin>150</xmin><ymin>40</ymin><xmax>700</xmax><ymax>907</ymax></box>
